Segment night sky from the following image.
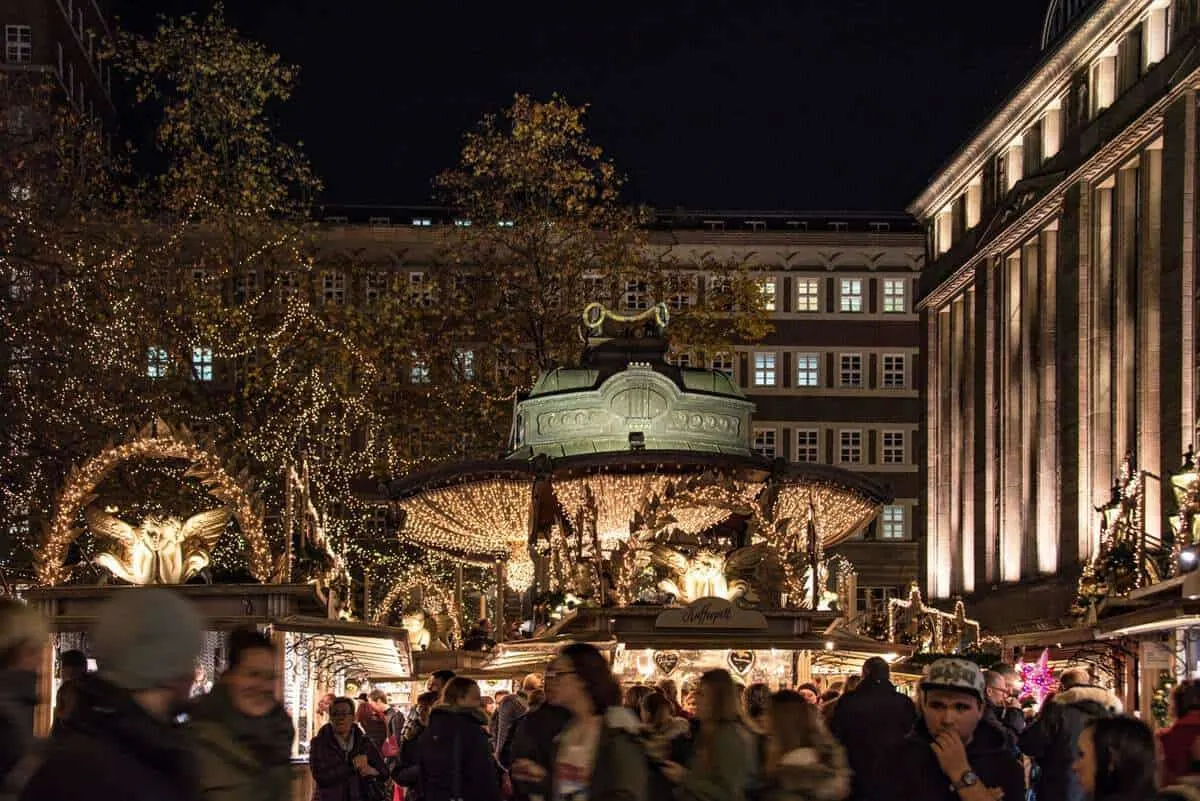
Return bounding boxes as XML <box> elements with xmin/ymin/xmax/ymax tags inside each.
<box><xmin>116</xmin><ymin>0</ymin><xmax>1053</xmax><ymax>211</ymax></box>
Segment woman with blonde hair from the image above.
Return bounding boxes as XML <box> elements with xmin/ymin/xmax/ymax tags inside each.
<box><xmin>0</xmin><ymin>597</ymin><xmax>46</xmax><ymax>801</ymax></box>
<box><xmin>760</xmin><ymin>691</ymin><xmax>849</xmax><ymax>801</ymax></box>
<box><xmin>661</xmin><ymin>668</ymin><xmax>750</xmax><ymax>801</ymax></box>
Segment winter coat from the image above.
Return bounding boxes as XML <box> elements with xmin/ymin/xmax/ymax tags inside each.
<box><xmin>0</xmin><ymin>670</ymin><xmax>37</xmax><ymax>801</ymax></box>
<box><xmin>19</xmin><ymin>673</ymin><xmax>198</xmax><ymax>801</ymax></box>
<box><xmin>827</xmin><ymin>680</ymin><xmax>916</xmax><ymax>801</ymax></box>
<box><xmin>1160</xmin><ymin>711</ymin><xmax>1200</xmax><ymax>786</ymax></box>
<box><xmin>1019</xmin><ymin>684</ymin><xmax>1123</xmax><ymax>801</ymax></box>
<box><xmin>186</xmin><ymin>685</ymin><xmax>296</xmax><ymax>801</ymax></box>
<box><xmin>417</xmin><ymin>706</ymin><xmax>501</xmax><ymax>801</ymax></box>
<box><xmin>988</xmin><ymin>703</ymin><xmax>1026</xmax><ymax>736</ymax></box>
<box><xmin>506</xmin><ymin>702</ymin><xmax>570</xmax><ymax>801</ymax></box>
<box><xmin>390</xmin><ymin>717</ymin><xmax>424</xmax><ymax>801</ymax></box>
<box><xmin>493</xmin><ymin>693</ymin><xmax>528</xmax><ymax>762</ymax></box>
<box><xmin>545</xmin><ymin>706</ymin><xmax>648</xmax><ymax>801</ymax></box>
<box><xmin>638</xmin><ymin>717</ymin><xmax>692</xmax><ymax>800</ymax></box>
<box><xmin>675</xmin><ymin>719</ymin><xmax>750</xmax><ymax>801</ymax></box>
<box><xmin>867</xmin><ymin>716</ymin><xmax>1024</xmax><ymax>801</ymax></box>
<box><xmin>760</xmin><ymin>742</ymin><xmax>851</xmax><ymax>801</ymax></box>
<box><xmin>356</xmin><ymin>704</ymin><xmax>389</xmax><ymax>749</ymax></box>
<box><xmin>309</xmin><ymin>722</ymin><xmax>388</xmax><ymax>801</ymax></box>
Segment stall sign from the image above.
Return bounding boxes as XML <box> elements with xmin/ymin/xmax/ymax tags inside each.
<box><xmin>655</xmin><ymin>597</ymin><xmax>768</xmax><ymax>630</ymax></box>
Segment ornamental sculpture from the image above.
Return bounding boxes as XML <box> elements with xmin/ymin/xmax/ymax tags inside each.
<box><xmin>86</xmin><ymin>505</ymin><xmax>233</xmax><ymax>585</ymax></box>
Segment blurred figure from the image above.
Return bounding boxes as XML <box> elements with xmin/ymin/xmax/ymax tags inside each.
<box><xmin>487</xmin><ymin>690</ymin><xmax>509</xmax><ymax>742</ymax></box>
<box><xmin>659</xmin><ymin>679</ymin><xmax>686</xmax><ymax>718</ymax></box>
<box><xmin>50</xmin><ymin>650</ymin><xmax>87</xmax><ymax>736</ymax></box>
<box><xmin>796</xmin><ymin>684</ymin><xmax>820</xmax><ymax>706</ymax></box>
<box><xmin>819</xmin><ymin>676</ymin><xmax>859</xmax><ymax>725</ymax></box>
<box><xmin>310</xmin><ymin>697</ymin><xmax>387</xmax><ymax>801</ymax></box>
<box><xmin>624</xmin><ymin>685</ymin><xmax>655</xmax><ymax>714</ymax></box>
<box><xmin>398</xmin><ymin>670</ymin><xmax>455</xmax><ymax>743</ymax></box>
<box><xmin>760</xmin><ymin>690</ymin><xmax>850</xmax><ymax>801</ymax></box>
<box><xmin>661</xmin><ymin>669</ymin><xmax>749</xmax><ymax>801</ymax></box>
<box><xmin>22</xmin><ymin>588</ymin><xmax>203</xmax><ymax>801</ymax></box>
<box><xmin>829</xmin><ymin>657</ymin><xmax>916</xmax><ymax>801</ymax></box>
<box><xmin>495</xmin><ymin>674</ymin><xmax>541</xmax><ymax>760</ymax></box>
<box><xmin>503</xmin><ymin>675</ymin><xmax>569</xmax><ymax>801</ymax></box>
<box><xmin>983</xmin><ymin>670</ymin><xmax>1025</xmax><ymax>737</ymax></box>
<box><xmin>638</xmin><ymin>692</ymin><xmax>690</xmax><ymax>800</ymax></box>
<box><xmin>0</xmin><ymin>597</ymin><xmax>46</xmax><ymax>800</ymax></box>
<box><xmin>510</xmin><ymin>643</ymin><xmax>646</xmax><ymax>801</ymax></box>
<box><xmin>1073</xmin><ymin>716</ymin><xmax>1157</xmax><ymax>801</ymax></box>
<box><xmin>1159</xmin><ymin>680</ymin><xmax>1200</xmax><ymax>787</ymax></box>
<box><xmin>391</xmin><ymin>690</ymin><xmax>439</xmax><ymax>801</ymax></box>
<box><xmin>418</xmin><ymin>677</ymin><xmax>500</xmax><ymax>801</ymax></box>
<box><xmin>357</xmin><ymin>689</ymin><xmax>389</xmax><ymax>749</ymax></box>
<box><xmin>188</xmin><ymin>626</ymin><xmax>294</xmax><ymax>801</ymax></box>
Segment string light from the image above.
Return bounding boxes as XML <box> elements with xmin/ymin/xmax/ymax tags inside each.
<box><xmin>372</xmin><ymin>563</ymin><xmax>463</xmax><ymax>646</ymax></box>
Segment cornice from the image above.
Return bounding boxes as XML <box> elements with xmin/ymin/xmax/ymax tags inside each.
<box><xmin>909</xmin><ymin>0</ymin><xmax>1160</xmax><ymax>221</ymax></box>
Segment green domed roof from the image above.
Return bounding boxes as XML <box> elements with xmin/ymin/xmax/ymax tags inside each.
<box><xmin>528</xmin><ymin>368</ymin><xmax>601</xmax><ymax>398</ymax></box>
<box><xmin>680</xmin><ymin>368</ymin><xmax>743</xmax><ymax>398</ymax></box>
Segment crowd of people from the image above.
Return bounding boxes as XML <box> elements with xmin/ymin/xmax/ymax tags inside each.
<box><xmin>7</xmin><ymin>592</ymin><xmax>1200</xmax><ymax>800</ymax></box>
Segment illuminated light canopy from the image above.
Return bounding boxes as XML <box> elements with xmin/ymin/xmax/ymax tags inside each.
<box><xmin>394</xmin><ymin>473</ymin><xmax>534</xmax><ymax>563</ymax></box>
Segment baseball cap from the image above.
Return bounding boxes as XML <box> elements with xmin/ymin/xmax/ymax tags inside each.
<box><xmin>920</xmin><ymin>658</ymin><xmax>986</xmax><ymax>703</ymax></box>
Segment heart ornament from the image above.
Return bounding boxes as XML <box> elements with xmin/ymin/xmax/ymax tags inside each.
<box><xmin>653</xmin><ymin>650</ymin><xmax>680</xmax><ymax>676</ymax></box>
<box><xmin>728</xmin><ymin>650</ymin><xmax>755</xmax><ymax>675</ymax></box>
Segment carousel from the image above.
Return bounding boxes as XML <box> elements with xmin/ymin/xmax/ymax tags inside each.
<box><xmin>384</xmin><ymin>303</ymin><xmax>914</xmax><ymax>690</ymax></box>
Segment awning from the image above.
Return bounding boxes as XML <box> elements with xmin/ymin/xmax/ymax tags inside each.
<box><xmin>272</xmin><ymin>617</ymin><xmax>413</xmax><ymax>680</ymax></box>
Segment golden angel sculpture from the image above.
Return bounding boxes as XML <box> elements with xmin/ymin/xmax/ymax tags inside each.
<box><xmin>85</xmin><ymin>505</ymin><xmax>233</xmax><ymax>585</ymax></box>
<box><xmin>649</xmin><ymin>544</ymin><xmax>770</xmax><ymax>604</ymax></box>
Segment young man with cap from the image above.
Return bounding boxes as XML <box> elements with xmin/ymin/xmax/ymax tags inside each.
<box><xmin>21</xmin><ymin>589</ymin><xmax>205</xmax><ymax>801</ymax></box>
<box><xmin>871</xmin><ymin>658</ymin><xmax>1025</xmax><ymax>801</ymax></box>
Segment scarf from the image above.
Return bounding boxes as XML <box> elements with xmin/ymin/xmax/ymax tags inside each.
<box><xmin>190</xmin><ymin>683</ymin><xmax>295</xmax><ymax>767</ymax></box>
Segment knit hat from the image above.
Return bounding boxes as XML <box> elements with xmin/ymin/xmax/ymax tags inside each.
<box><xmin>920</xmin><ymin>658</ymin><xmax>986</xmax><ymax>703</ymax></box>
<box><xmin>94</xmin><ymin>589</ymin><xmax>203</xmax><ymax>691</ymax></box>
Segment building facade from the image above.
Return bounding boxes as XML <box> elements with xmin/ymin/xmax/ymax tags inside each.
<box><xmin>910</xmin><ymin>0</ymin><xmax>1200</xmax><ymax>618</ymax></box>
<box><xmin>316</xmin><ymin>206</ymin><xmax>926</xmax><ymax>614</ymax></box>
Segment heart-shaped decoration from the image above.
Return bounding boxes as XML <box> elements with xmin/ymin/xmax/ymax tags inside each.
<box><xmin>728</xmin><ymin>650</ymin><xmax>755</xmax><ymax>675</ymax></box>
<box><xmin>653</xmin><ymin>650</ymin><xmax>680</xmax><ymax>676</ymax></box>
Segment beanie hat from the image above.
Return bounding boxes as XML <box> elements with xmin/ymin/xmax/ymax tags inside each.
<box><xmin>94</xmin><ymin>589</ymin><xmax>203</xmax><ymax>691</ymax></box>
<box><xmin>920</xmin><ymin>658</ymin><xmax>986</xmax><ymax>703</ymax></box>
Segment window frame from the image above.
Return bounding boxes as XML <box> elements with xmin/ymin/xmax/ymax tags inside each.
<box><xmin>5</xmin><ymin>25</ymin><xmax>31</xmax><ymax>65</ymax></box>
<box><xmin>839</xmin><ymin>278</ymin><xmax>864</xmax><ymax>313</ymax></box>
<box><xmin>794</xmin><ymin>353</ymin><xmax>820</xmax><ymax>388</ymax></box>
<box><xmin>147</xmin><ymin>347</ymin><xmax>169</xmax><ymax>379</ymax></box>
<box><xmin>322</xmin><ymin>270</ymin><xmax>346</xmax><ymax>305</ymax></box>
<box><xmin>191</xmin><ymin>346</ymin><xmax>214</xmax><ymax>382</ymax></box>
<box><xmin>752</xmin><ymin>351</ymin><xmax>778</xmax><ymax>387</ymax></box>
<box><xmin>795</xmin><ymin>277</ymin><xmax>821</xmax><ymax>313</ymax></box>
<box><xmin>795</xmin><ymin>429</ymin><xmax>820</xmax><ymax>463</ymax></box>
<box><xmin>880</xmin><ymin>505</ymin><xmax>907</xmax><ymax>540</ymax></box>
<box><xmin>838</xmin><ymin>429</ymin><xmax>864</xmax><ymax>465</ymax></box>
<box><xmin>882</xmin><ymin>278</ymin><xmax>908</xmax><ymax>313</ymax></box>
<box><xmin>711</xmin><ymin>352</ymin><xmax>735</xmax><ymax>379</ymax></box>
<box><xmin>757</xmin><ymin>277</ymin><xmax>777</xmax><ymax>312</ymax></box>
<box><xmin>881</xmin><ymin>430</ymin><xmax>907</xmax><ymax>465</ymax></box>
<box><xmin>839</xmin><ymin>353</ymin><xmax>864</xmax><ymax>389</ymax></box>
<box><xmin>623</xmin><ymin>280</ymin><xmax>649</xmax><ymax>311</ymax></box>
<box><xmin>882</xmin><ymin>353</ymin><xmax>907</xmax><ymax>389</ymax></box>
<box><xmin>752</xmin><ymin>428</ymin><xmax>778</xmax><ymax>460</ymax></box>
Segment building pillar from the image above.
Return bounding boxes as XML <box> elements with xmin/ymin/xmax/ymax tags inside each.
<box><xmin>1038</xmin><ymin>225</ymin><xmax>1061</xmax><ymax>573</ymax></box>
<box><xmin>984</xmin><ymin>258</ymin><xmax>1001</xmax><ymax>584</ymax></box>
<box><xmin>1091</xmin><ymin>179</ymin><xmax>1117</xmax><ymax>559</ymax></box>
<box><xmin>1115</xmin><ymin>160</ymin><xmax>1141</xmax><ymax>464</ymax></box>
<box><xmin>926</xmin><ymin>309</ymin><xmax>947</xmax><ymax>598</ymax></box>
<box><xmin>962</xmin><ymin>287</ymin><xmax>977</xmax><ymax>593</ymax></box>
<box><xmin>1139</xmin><ymin>143</ymin><xmax>1164</xmax><ymax>544</ymax></box>
<box><xmin>949</xmin><ymin>297</ymin><xmax>964</xmax><ymax>593</ymax></box>
<box><xmin>1002</xmin><ymin>253</ymin><xmax>1023</xmax><ymax>582</ymax></box>
<box><xmin>1021</xmin><ymin>239</ymin><xmax>1040</xmax><ymax>577</ymax></box>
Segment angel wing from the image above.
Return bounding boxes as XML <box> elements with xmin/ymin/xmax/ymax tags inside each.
<box><xmin>647</xmin><ymin>543</ymin><xmax>689</xmax><ymax>576</ymax></box>
<box><xmin>178</xmin><ymin>507</ymin><xmax>233</xmax><ymax>582</ymax></box>
<box><xmin>86</xmin><ymin>506</ymin><xmax>153</xmax><ymax>585</ymax></box>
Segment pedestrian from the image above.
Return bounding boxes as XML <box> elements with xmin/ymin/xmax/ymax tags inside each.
<box><xmin>187</xmin><ymin>626</ymin><xmax>295</xmax><ymax>801</ymax></box>
<box><xmin>357</xmin><ymin>689</ymin><xmax>390</xmax><ymax>749</ymax></box>
<box><xmin>759</xmin><ymin>690</ymin><xmax>850</xmax><ymax>801</ymax></box>
<box><xmin>503</xmin><ymin>676</ymin><xmax>569</xmax><ymax>801</ymax></box>
<box><xmin>983</xmin><ymin>670</ymin><xmax>1026</xmax><ymax>737</ymax></box>
<box><xmin>21</xmin><ymin>588</ymin><xmax>204</xmax><ymax>801</ymax></box>
<box><xmin>659</xmin><ymin>679</ymin><xmax>687</xmax><ymax>718</ymax></box>
<box><xmin>391</xmin><ymin>691</ymin><xmax>438</xmax><ymax>801</ymax></box>
<box><xmin>638</xmin><ymin>692</ymin><xmax>690</xmax><ymax>800</ymax></box>
<box><xmin>50</xmin><ymin>650</ymin><xmax>87</xmax><ymax>736</ymax></box>
<box><xmin>0</xmin><ymin>598</ymin><xmax>46</xmax><ymax>801</ymax></box>
<box><xmin>494</xmin><ymin>674</ymin><xmax>540</xmax><ymax>760</ymax></box>
<box><xmin>828</xmin><ymin>657</ymin><xmax>916</xmax><ymax>801</ymax></box>
<box><xmin>1159</xmin><ymin>681</ymin><xmax>1200</xmax><ymax>787</ymax></box>
<box><xmin>661</xmin><ymin>668</ymin><xmax>750</xmax><ymax>801</ymax></box>
<box><xmin>820</xmin><ymin>676</ymin><xmax>859</xmax><ymax>725</ymax></box>
<box><xmin>624</xmin><ymin>685</ymin><xmax>655</xmax><ymax>716</ymax></box>
<box><xmin>309</xmin><ymin>697</ymin><xmax>387</xmax><ymax>801</ymax></box>
<box><xmin>1073</xmin><ymin>715</ymin><xmax>1159</xmax><ymax>801</ymax></box>
<box><xmin>1020</xmin><ymin>666</ymin><xmax>1123</xmax><ymax>801</ymax></box>
<box><xmin>870</xmin><ymin>658</ymin><xmax>1025</xmax><ymax>801</ymax></box>
<box><xmin>510</xmin><ymin>643</ymin><xmax>647</xmax><ymax>801</ymax></box>
<box><xmin>399</xmin><ymin>671</ymin><xmax>455</xmax><ymax>743</ymax></box>
<box><xmin>417</xmin><ymin>676</ymin><xmax>500</xmax><ymax>801</ymax></box>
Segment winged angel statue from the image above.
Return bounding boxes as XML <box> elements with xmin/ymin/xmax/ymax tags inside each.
<box><xmin>85</xmin><ymin>506</ymin><xmax>233</xmax><ymax>585</ymax></box>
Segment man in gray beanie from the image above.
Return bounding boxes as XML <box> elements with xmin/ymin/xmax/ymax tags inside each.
<box><xmin>21</xmin><ymin>589</ymin><xmax>204</xmax><ymax>801</ymax></box>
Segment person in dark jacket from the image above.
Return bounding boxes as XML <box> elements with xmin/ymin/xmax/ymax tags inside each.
<box><xmin>0</xmin><ymin>598</ymin><xmax>46</xmax><ymax>801</ymax></box>
<box><xmin>829</xmin><ymin>656</ymin><xmax>916</xmax><ymax>801</ymax></box>
<box><xmin>21</xmin><ymin>589</ymin><xmax>204</xmax><ymax>801</ymax></box>
<box><xmin>49</xmin><ymin>649</ymin><xmax>87</xmax><ymax>738</ymax></box>
<box><xmin>983</xmin><ymin>670</ymin><xmax>1026</xmax><ymax>737</ymax></box>
<box><xmin>418</xmin><ymin>677</ymin><xmax>501</xmax><ymax>801</ymax></box>
<box><xmin>392</xmin><ymin>691</ymin><xmax>438</xmax><ymax>801</ymax></box>
<box><xmin>504</xmin><ymin>688</ymin><xmax>570</xmax><ymax>801</ymax></box>
<box><xmin>1020</xmin><ymin>666</ymin><xmax>1123</xmax><ymax>801</ymax></box>
<box><xmin>869</xmin><ymin>658</ymin><xmax>1024</xmax><ymax>801</ymax></box>
<box><xmin>1159</xmin><ymin>680</ymin><xmax>1200</xmax><ymax>787</ymax></box>
<box><xmin>309</xmin><ymin>697</ymin><xmax>387</xmax><ymax>801</ymax></box>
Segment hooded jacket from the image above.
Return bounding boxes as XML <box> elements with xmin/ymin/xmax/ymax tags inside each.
<box><xmin>546</xmin><ymin>706</ymin><xmax>648</xmax><ymax>801</ymax></box>
<box><xmin>20</xmin><ymin>673</ymin><xmax>198</xmax><ymax>801</ymax></box>
<box><xmin>1019</xmin><ymin>684</ymin><xmax>1123</xmax><ymax>801</ymax></box>
<box><xmin>186</xmin><ymin>685</ymin><xmax>296</xmax><ymax>801</ymax></box>
<box><xmin>759</xmin><ymin>740</ymin><xmax>851</xmax><ymax>801</ymax></box>
<box><xmin>0</xmin><ymin>670</ymin><xmax>37</xmax><ymax>801</ymax></box>
<box><xmin>417</xmin><ymin>706</ymin><xmax>501</xmax><ymax>801</ymax></box>
<box><xmin>869</xmin><ymin>715</ymin><xmax>1025</xmax><ymax>801</ymax></box>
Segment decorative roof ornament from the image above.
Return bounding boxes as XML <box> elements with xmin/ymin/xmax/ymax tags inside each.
<box><xmin>581</xmin><ymin>302</ymin><xmax>670</xmax><ymax>340</ymax></box>
<box><xmin>1041</xmin><ymin>0</ymin><xmax>1102</xmax><ymax>51</ymax></box>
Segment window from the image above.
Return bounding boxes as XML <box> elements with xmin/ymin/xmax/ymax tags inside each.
<box><xmin>757</xmin><ymin>278</ymin><xmax>777</xmax><ymax>311</ymax></box>
<box><xmin>839</xmin><ymin>354</ymin><xmax>863</xmax><ymax>388</ymax></box>
<box><xmin>795</xmin><ymin>278</ymin><xmax>821</xmax><ymax>312</ymax></box>
<box><xmin>707</xmin><ymin>275</ymin><xmax>734</xmax><ymax>310</ymax></box>
<box><xmin>753</xmin><ymin>429</ymin><xmax>777</xmax><ymax>460</ymax></box>
<box><xmin>5</xmin><ymin>26</ymin><xmax>31</xmax><ymax>64</ymax></box>
<box><xmin>1145</xmin><ymin>4</ymin><xmax>1170</xmax><ymax>67</ymax></box>
<box><xmin>8</xmin><ymin>185</ymin><xmax>30</xmax><ymax>203</ymax></box>
<box><xmin>1091</xmin><ymin>49</ymin><xmax>1117</xmax><ymax>116</ymax></box>
<box><xmin>583</xmin><ymin>273</ymin><xmax>606</xmax><ymax>301</ymax></box>
<box><xmin>411</xmin><ymin>217</ymin><xmax>432</xmax><ymax>227</ymax></box>
<box><xmin>711</xmin><ymin>352</ymin><xmax>734</xmax><ymax>378</ymax></box>
<box><xmin>6</xmin><ymin>106</ymin><xmax>31</xmax><ymax>136</ymax></box>
<box><xmin>623</xmin><ymin>280</ymin><xmax>649</xmax><ymax>311</ymax></box>
<box><xmin>839</xmin><ymin>278</ymin><xmax>863</xmax><ymax>312</ymax></box>
<box><xmin>147</xmin><ymin>347</ymin><xmax>169</xmax><ymax>379</ymax></box>
<box><xmin>795</xmin><ymin>430</ymin><xmax>820</xmax><ymax>463</ymax></box>
<box><xmin>753</xmin><ymin>352</ymin><xmax>777</xmax><ymax>387</ymax></box>
<box><xmin>233</xmin><ymin>271</ymin><xmax>257</xmax><ymax>304</ymax></box>
<box><xmin>410</xmin><ymin>354</ymin><xmax>430</xmax><ymax>385</ymax></box>
<box><xmin>882</xmin><ymin>431</ymin><xmax>906</xmax><ymax>464</ymax></box>
<box><xmin>882</xmin><ymin>354</ymin><xmax>907</xmax><ymax>389</ymax></box>
<box><xmin>669</xmin><ymin>350</ymin><xmax>692</xmax><ymax>368</ymax></box>
<box><xmin>882</xmin><ymin>279</ymin><xmax>907</xmax><ymax>313</ymax></box>
<box><xmin>322</xmin><ymin>271</ymin><xmax>346</xmax><ymax>305</ymax></box>
<box><xmin>362</xmin><ymin>271</ymin><xmax>387</xmax><ymax>303</ymax></box>
<box><xmin>839</xmin><ymin>430</ymin><xmax>863</xmax><ymax>464</ymax></box>
<box><xmin>667</xmin><ymin>290</ymin><xmax>694</xmax><ymax>310</ymax></box>
<box><xmin>277</xmin><ymin>270</ymin><xmax>301</xmax><ymax>300</ymax></box>
<box><xmin>880</xmin><ymin>505</ymin><xmax>907</xmax><ymax>540</ymax></box>
<box><xmin>454</xmin><ymin>349</ymin><xmax>475</xmax><ymax>381</ymax></box>
<box><xmin>795</xmin><ymin>353</ymin><xmax>819</xmax><ymax>387</ymax></box>
<box><xmin>191</xmin><ymin>347</ymin><xmax>213</xmax><ymax>381</ymax></box>
<box><xmin>409</xmin><ymin>272</ymin><xmax>433</xmax><ymax>306</ymax></box>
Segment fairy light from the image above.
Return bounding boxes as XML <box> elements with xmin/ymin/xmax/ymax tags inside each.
<box><xmin>372</xmin><ymin>564</ymin><xmax>463</xmax><ymax>646</ymax></box>
<box><xmin>395</xmin><ymin>478</ymin><xmax>533</xmax><ymax>562</ymax></box>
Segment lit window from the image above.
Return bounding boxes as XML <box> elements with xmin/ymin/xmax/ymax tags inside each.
<box><xmin>753</xmin><ymin>352</ymin><xmax>777</xmax><ymax>387</ymax></box>
<box><xmin>5</xmin><ymin>26</ymin><xmax>31</xmax><ymax>64</ymax></box>
<box><xmin>669</xmin><ymin>350</ymin><xmax>692</xmax><ymax>368</ymax></box>
<box><xmin>365</xmin><ymin>272</ymin><xmax>388</xmax><ymax>303</ymax></box>
<box><xmin>795</xmin><ymin>354</ymin><xmax>819</xmax><ymax>387</ymax></box>
<box><xmin>839</xmin><ymin>354</ymin><xmax>863</xmax><ymax>388</ymax></box>
<box><xmin>412</xmin><ymin>217</ymin><xmax>432</xmax><ymax>227</ymax></box>
<box><xmin>882</xmin><ymin>431</ymin><xmax>906</xmax><ymax>464</ymax></box>
<box><xmin>668</xmin><ymin>292</ymin><xmax>694</xmax><ymax>310</ymax></box>
<box><xmin>1144</xmin><ymin>4</ymin><xmax>1169</xmax><ymax>68</ymax></box>
<box><xmin>839</xmin><ymin>278</ymin><xmax>863</xmax><ymax>312</ymax></box>
<box><xmin>322</xmin><ymin>270</ymin><xmax>346</xmax><ymax>305</ymax></box>
<box><xmin>711</xmin><ymin>352</ymin><xmax>734</xmax><ymax>378</ymax></box>
<box><xmin>453</xmin><ymin>219</ymin><xmax>472</xmax><ymax>227</ymax></box>
<box><xmin>882</xmin><ymin>279</ymin><xmax>907</xmax><ymax>313</ymax></box>
<box><xmin>881</xmin><ymin>505</ymin><xmax>906</xmax><ymax>540</ymax></box>
<box><xmin>795</xmin><ymin>430</ymin><xmax>820</xmax><ymax>463</ymax></box>
<box><xmin>753</xmin><ymin>429</ymin><xmax>777</xmax><ymax>459</ymax></box>
<box><xmin>623</xmin><ymin>280</ymin><xmax>649</xmax><ymax>311</ymax></box>
<box><xmin>409</xmin><ymin>272</ymin><xmax>433</xmax><ymax>307</ymax></box>
<box><xmin>757</xmin><ymin>278</ymin><xmax>777</xmax><ymax>311</ymax></box>
<box><xmin>882</xmin><ymin>354</ymin><xmax>907</xmax><ymax>389</ymax></box>
<box><xmin>1090</xmin><ymin>50</ymin><xmax>1117</xmax><ymax>116</ymax></box>
<box><xmin>498</xmin><ymin>220</ymin><xmax>515</xmax><ymax>228</ymax></box>
<box><xmin>9</xmin><ymin>185</ymin><xmax>30</xmax><ymax>202</ymax></box>
<box><xmin>410</xmin><ymin>354</ymin><xmax>430</xmax><ymax>385</ymax></box>
<box><xmin>191</xmin><ymin>347</ymin><xmax>213</xmax><ymax>382</ymax></box>
<box><xmin>795</xmin><ymin>278</ymin><xmax>821</xmax><ymax>312</ymax></box>
<box><xmin>839</xmin><ymin>430</ymin><xmax>863</xmax><ymax>464</ymax></box>
<box><xmin>147</xmin><ymin>347</ymin><xmax>169</xmax><ymax>378</ymax></box>
<box><xmin>454</xmin><ymin>349</ymin><xmax>475</xmax><ymax>381</ymax></box>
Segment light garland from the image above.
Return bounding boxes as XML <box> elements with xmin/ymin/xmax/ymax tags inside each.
<box><xmin>372</xmin><ymin>564</ymin><xmax>463</xmax><ymax>646</ymax></box>
<box><xmin>395</xmin><ymin>478</ymin><xmax>533</xmax><ymax>562</ymax></box>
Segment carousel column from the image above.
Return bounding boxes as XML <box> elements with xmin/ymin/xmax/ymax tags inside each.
<box><xmin>495</xmin><ymin>560</ymin><xmax>507</xmax><ymax>642</ymax></box>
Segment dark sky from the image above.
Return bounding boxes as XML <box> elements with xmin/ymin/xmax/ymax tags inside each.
<box><xmin>116</xmin><ymin>0</ymin><xmax>1052</xmax><ymax>211</ymax></box>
